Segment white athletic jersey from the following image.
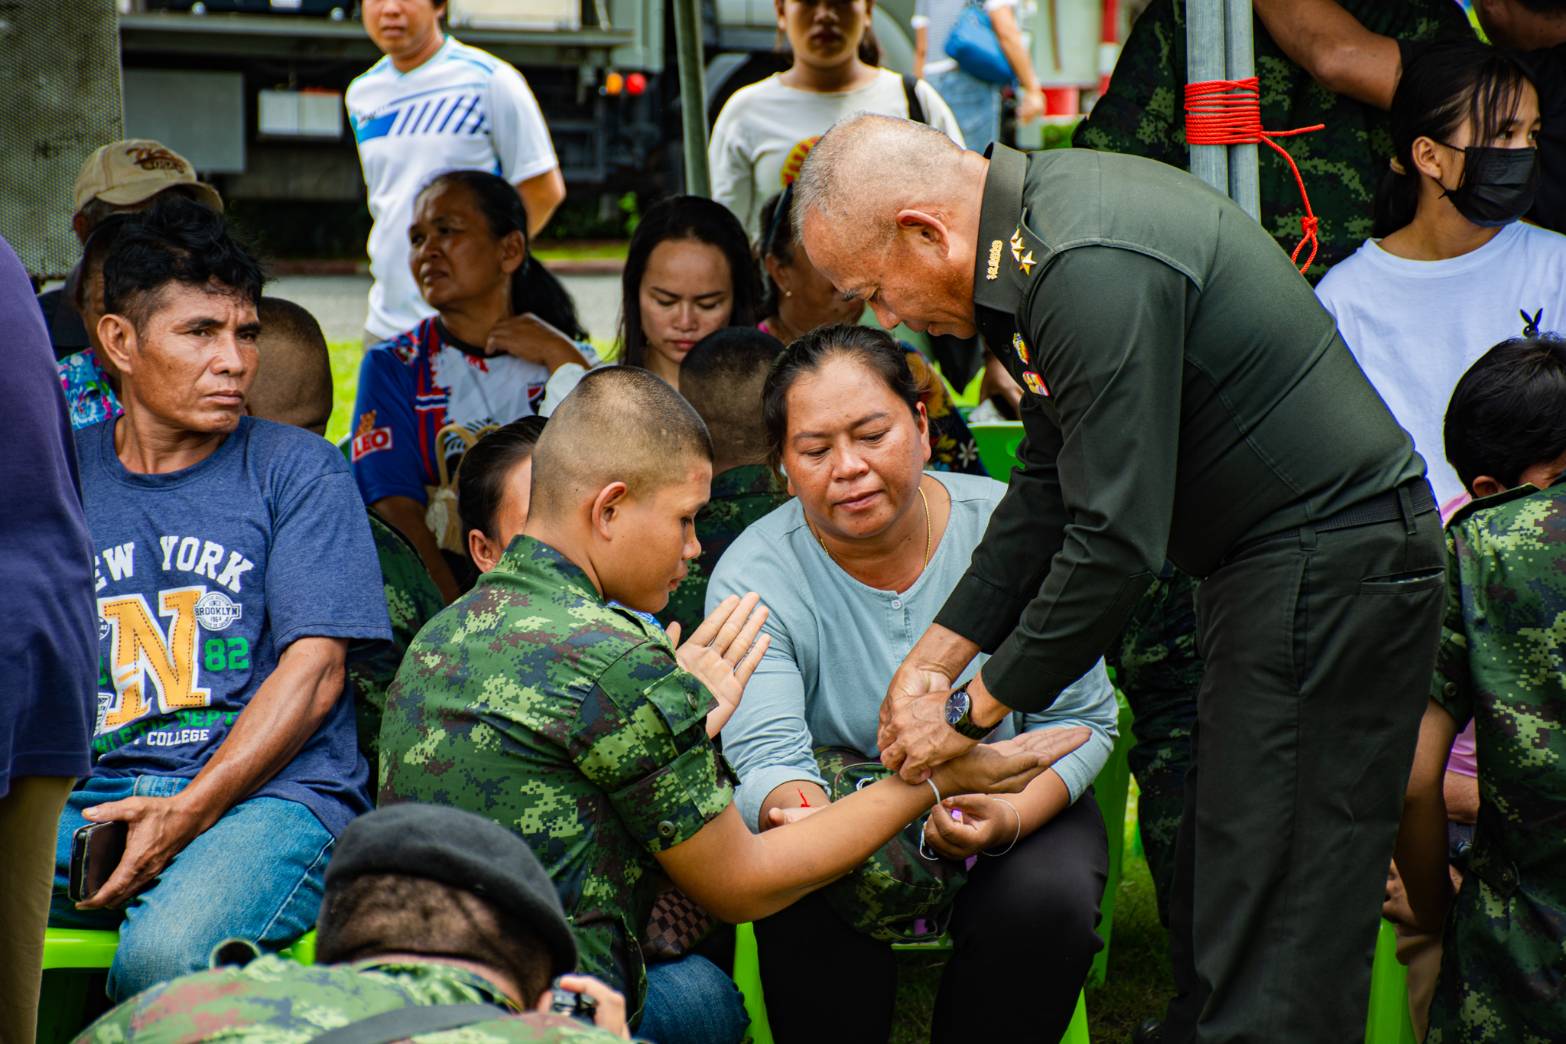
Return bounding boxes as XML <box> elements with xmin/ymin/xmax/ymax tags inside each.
<box><xmin>347</xmin><ymin>37</ymin><xmax>559</xmax><ymax>340</ymax></box>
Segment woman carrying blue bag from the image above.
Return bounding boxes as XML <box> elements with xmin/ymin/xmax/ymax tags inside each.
<box><xmin>913</xmin><ymin>0</ymin><xmax>1044</xmax><ymax>152</ymax></box>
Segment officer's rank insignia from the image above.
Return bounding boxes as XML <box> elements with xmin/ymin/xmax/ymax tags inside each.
<box><xmin>1022</xmin><ymin>370</ymin><xmax>1049</xmax><ymax>397</ymax></box>
<box><xmin>1009</xmin><ymin>227</ymin><xmax>1035</xmax><ymax>275</ymax></box>
<box><xmin>986</xmin><ymin>239</ymin><xmax>1003</xmax><ymax>280</ymax></box>
<box><xmin>1012</xmin><ymin>332</ymin><xmax>1030</xmax><ymax>365</ymax></box>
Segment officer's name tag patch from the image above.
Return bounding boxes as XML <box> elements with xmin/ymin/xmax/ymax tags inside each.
<box><xmin>986</xmin><ymin>239</ymin><xmax>1003</xmax><ymax>281</ymax></box>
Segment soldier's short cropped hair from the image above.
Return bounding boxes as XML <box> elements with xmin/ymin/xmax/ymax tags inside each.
<box><xmin>680</xmin><ymin>328</ymin><xmax>783</xmax><ymax>469</ymax></box>
<box><xmin>247</xmin><ymin>297</ymin><xmax>332</xmax><ymax>435</ymax></box>
<box><xmin>1445</xmin><ymin>335</ymin><xmax>1566</xmax><ymax>490</ymax></box>
<box><xmin>529</xmin><ymin>366</ymin><xmax>713</xmax><ymax>519</ymax></box>
<box><xmin>316</xmin><ymin>873</ymin><xmax>554</xmax><ymax>1005</ymax></box>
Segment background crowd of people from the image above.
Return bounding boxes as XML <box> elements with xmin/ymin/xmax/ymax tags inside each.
<box><xmin>3</xmin><ymin>1</ymin><xmax>1566</xmax><ymax>1043</ymax></box>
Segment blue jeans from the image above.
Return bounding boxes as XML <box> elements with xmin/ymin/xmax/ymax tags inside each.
<box><xmin>637</xmin><ymin>953</ymin><xmax>749</xmax><ymax>1044</ymax></box>
<box><xmin>50</xmin><ymin>774</ymin><xmax>334</xmax><ymax>1001</ymax></box>
<box><xmin>929</xmin><ymin>67</ymin><xmax>1002</xmax><ymax>153</ymax></box>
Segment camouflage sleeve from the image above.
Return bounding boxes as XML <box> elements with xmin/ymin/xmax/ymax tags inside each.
<box><xmin>1430</xmin><ymin>524</ymin><xmax>1474</xmax><ymax>728</ymax></box>
<box><xmin>1071</xmin><ymin>0</ymin><xmax>1184</xmax><ymax>166</ymax></box>
<box><xmin>72</xmin><ymin>989</ymin><xmax>156</xmax><ymax>1043</ymax></box>
<box><xmin>570</xmin><ymin>642</ymin><xmax>733</xmax><ymax>853</ymax></box>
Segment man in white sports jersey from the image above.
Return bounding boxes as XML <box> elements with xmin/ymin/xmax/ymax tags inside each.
<box><xmin>348</xmin><ymin>0</ymin><xmax>566</xmax><ymax>344</ymax></box>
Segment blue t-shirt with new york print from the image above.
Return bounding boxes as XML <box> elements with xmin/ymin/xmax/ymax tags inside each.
<box><xmin>77</xmin><ymin>416</ymin><xmax>391</xmax><ymax>835</ymax></box>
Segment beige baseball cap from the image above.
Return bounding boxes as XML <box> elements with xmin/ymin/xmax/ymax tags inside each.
<box><xmin>72</xmin><ymin>139</ymin><xmax>223</xmax><ymax>216</ymax></box>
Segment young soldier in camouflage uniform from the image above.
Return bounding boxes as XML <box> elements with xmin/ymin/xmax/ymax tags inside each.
<box><xmin>659</xmin><ymin>328</ymin><xmax>790</xmax><ymax>635</ymax></box>
<box><xmin>74</xmin><ymin>804</ymin><xmax>629</xmax><ymax>1042</ymax></box>
<box><xmin>1396</xmin><ymin>336</ymin><xmax>1566</xmax><ymax>1044</ymax></box>
<box><xmin>377</xmin><ymin>367</ymin><xmax>1082</xmax><ymax>1040</ymax></box>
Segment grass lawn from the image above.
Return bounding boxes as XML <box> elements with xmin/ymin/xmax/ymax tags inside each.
<box><xmin>325</xmin><ymin>337</ymin><xmax>1177</xmax><ymax>1042</ymax></box>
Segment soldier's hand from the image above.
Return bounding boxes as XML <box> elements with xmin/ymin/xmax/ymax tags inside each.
<box><xmin>879</xmin><ymin>670</ymin><xmax>973</xmax><ymax>783</ymax></box>
<box><xmin>932</xmin><ymin>728</ymin><xmax>1089</xmax><ymax>798</ymax></box>
<box><xmin>669</xmin><ymin>592</ymin><xmax>770</xmax><ymax>737</ymax></box>
<box><xmin>550</xmin><ymin>975</ymin><xmax>630</xmax><ymax>1038</ymax></box>
<box><xmin>76</xmin><ymin>795</ymin><xmax>208</xmax><ymax>910</ymax></box>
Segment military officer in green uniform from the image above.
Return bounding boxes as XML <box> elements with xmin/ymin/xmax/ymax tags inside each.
<box><xmin>794</xmin><ymin>114</ymin><xmax>1447</xmax><ymax>1042</ymax></box>
<box><xmin>74</xmin><ymin>803</ymin><xmax>630</xmax><ymax>1042</ymax></box>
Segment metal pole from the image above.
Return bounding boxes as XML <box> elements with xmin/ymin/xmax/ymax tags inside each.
<box><xmin>1224</xmin><ymin>0</ymin><xmax>1260</xmax><ymax>218</ymax></box>
<box><xmin>1184</xmin><ymin>0</ymin><xmax>1227</xmax><ymax>194</ymax></box>
<box><xmin>672</xmin><ymin>0</ymin><xmax>711</xmax><ymax>197</ymax></box>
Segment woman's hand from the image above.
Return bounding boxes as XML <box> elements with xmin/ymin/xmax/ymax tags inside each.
<box><xmin>667</xmin><ymin>593</ymin><xmax>771</xmax><ymax>737</ymax></box>
<box><xmin>487</xmin><ymin>313</ymin><xmax>586</xmax><ymax>372</ymax></box>
<box><xmin>931</xmin><ymin>728</ymin><xmax>1090</xmax><ymax>797</ymax></box>
<box><xmin>922</xmin><ymin>795</ymin><xmax>1019</xmax><ymax>859</ymax></box>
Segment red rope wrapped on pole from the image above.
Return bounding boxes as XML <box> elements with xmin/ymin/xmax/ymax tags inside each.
<box><xmin>1184</xmin><ymin>77</ymin><xmax>1325</xmax><ymax>274</ymax></box>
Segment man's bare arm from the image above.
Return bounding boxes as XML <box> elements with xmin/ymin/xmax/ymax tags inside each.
<box><xmin>1252</xmin><ymin>0</ymin><xmax>1402</xmax><ymax>108</ymax></box>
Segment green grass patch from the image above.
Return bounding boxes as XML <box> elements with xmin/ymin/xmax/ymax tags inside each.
<box><xmin>327</xmin><ymin>340</ymin><xmax>363</xmax><ymax>444</ymax></box>
<box><xmin>533</xmin><ymin>241</ymin><xmax>629</xmax><ymax>263</ymax></box>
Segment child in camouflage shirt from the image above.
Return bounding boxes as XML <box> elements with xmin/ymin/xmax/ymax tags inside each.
<box><xmin>378</xmin><ymin>367</ymin><xmax>1085</xmax><ymax>1039</ymax></box>
<box><xmin>1396</xmin><ymin>335</ymin><xmax>1566</xmax><ymax>1043</ymax></box>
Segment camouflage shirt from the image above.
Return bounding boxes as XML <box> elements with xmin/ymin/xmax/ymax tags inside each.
<box><xmin>348</xmin><ymin>512</ymin><xmax>446</xmax><ymax>777</ymax></box>
<box><xmin>73</xmin><ymin>954</ymin><xmax>618</xmax><ymax>1043</ymax></box>
<box><xmin>377</xmin><ymin>537</ymin><xmax>734</xmax><ymax>1019</ymax></box>
<box><xmin>1427</xmin><ymin>481</ymin><xmax>1566</xmax><ymax>1043</ymax></box>
<box><xmin>1073</xmin><ymin>0</ymin><xmax>1472</xmax><ymax>281</ymax></box>
<box><xmin>659</xmin><ymin>464</ymin><xmax>790</xmax><ymax>636</ymax></box>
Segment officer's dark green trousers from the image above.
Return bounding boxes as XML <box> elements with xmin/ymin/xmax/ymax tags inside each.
<box><xmin>1163</xmin><ymin>498</ymin><xmax>1445</xmax><ymax>1043</ymax></box>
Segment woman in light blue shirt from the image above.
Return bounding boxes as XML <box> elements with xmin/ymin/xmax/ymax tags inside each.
<box><xmin>708</xmin><ymin>325</ymin><xmax>1114</xmax><ymax>1043</ymax></box>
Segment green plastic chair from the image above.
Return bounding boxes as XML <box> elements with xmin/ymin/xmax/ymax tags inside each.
<box><xmin>969</xmin><ymin>421</ymin><xmax>1025</xmax><ymax>482</ymax></box>
<box><xmin>1086</xmin><ymin>693</ymin><xmax>1136</xmax><ymax>988</ymax></box>
<box><xmin>733</xmin><ymin>922</ymin><xmax>1088</xmax><ymax>1044</ymax></box>
<box><xmin>37</xmin><ymin>927</ymin><xmax>318</xmax><ymax>1044</ymax></box>
<box><xmin>1364</xmin><ymin>919</ymin><xmax>1418</xmax><ymax>1044</ymax></box>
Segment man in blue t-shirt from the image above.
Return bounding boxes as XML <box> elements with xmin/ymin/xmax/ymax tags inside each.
<box><xmin>48</xmin><ymin>197</ymin><xmax>391</xmax><ymax>1001</ymax></box>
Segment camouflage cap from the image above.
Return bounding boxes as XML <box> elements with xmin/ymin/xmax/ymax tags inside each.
<box><xmin>326</xmin><ymin>803</ymin><xmax>578</xmax><ymax>978</ymax></box>
<box><xmin>72</xmin><ymin>139</ymin><xmax>223</xmax><ymax>216</ymax></box>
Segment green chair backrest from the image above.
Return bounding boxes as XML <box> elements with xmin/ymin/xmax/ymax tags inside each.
<box><xmin>969</xmin><ymin>422</ymin><xmax>1024</xmax><ymax>482</ymax></box>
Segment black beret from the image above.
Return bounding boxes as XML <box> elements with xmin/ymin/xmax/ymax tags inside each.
<box><xmin>325</xmin><ymin>803</ymin><xmax>577</xmax><ymax>978</ymax></box>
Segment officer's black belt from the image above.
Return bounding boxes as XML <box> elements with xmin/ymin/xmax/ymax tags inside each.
<box><xmin>1313</xmin><ymin>479</ymin><xmax>1436</xmax><ymax>533</ymax></box>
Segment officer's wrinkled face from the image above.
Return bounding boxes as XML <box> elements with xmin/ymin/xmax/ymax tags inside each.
<box><xmin>596</xmin><ymin>457</ymin><xmax>712</xmax><ymax>614</ymax></box>
<box><xmin>799</xmin><ymin>209</ymin><xmax>977</xmax><ymax>339</ymax></box>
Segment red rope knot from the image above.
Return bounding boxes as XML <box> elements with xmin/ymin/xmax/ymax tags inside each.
<box><xmin>1184</xmin><ymin>77</ymin><xmax>1326</xmax><ymax>276</ymax></box>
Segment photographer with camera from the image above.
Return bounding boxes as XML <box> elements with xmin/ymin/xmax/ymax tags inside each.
<box><xmin>75</xmin><ymin>803</ymin><xmax>629</xmax><ymax>1042</ymax></box>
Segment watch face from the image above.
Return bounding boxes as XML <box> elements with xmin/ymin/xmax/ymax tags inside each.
<box><xmin>945</xmin><ymin>689</ymin><xmax>970</xmax><ymax>726</ymax></box>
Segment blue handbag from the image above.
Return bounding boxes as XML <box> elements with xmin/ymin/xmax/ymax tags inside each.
<box><xmin>944</xmin><ymin>1</ymin><xmax>1015</xmax><ymax>86</ymax></box>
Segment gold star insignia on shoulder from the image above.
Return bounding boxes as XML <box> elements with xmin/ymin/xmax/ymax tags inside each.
<box><xmin>1009</xmin><ymin>227</ymin><xmax>1025</xmax><ymax>263</ymax></box>
<box><xmin>1018</xmin><ymin>250</ymin><xmax>1035</xmax><ymax>275</ymax></box>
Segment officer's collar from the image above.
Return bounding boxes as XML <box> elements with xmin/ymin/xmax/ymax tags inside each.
<box><xmin>490</xmin><ymin>534</ymin><xmax>602</xmax><ymax>603</ymax></box>
<box><xmin>973</xmin><ymin>144</ymin><xmax>1040</xmax><ymax>314</ymax></box>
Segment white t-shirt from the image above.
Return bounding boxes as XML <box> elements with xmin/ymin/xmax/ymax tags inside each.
<box><xmin>709</xmin><ymin>68</ymin><xmax>965</xmax><ymax>237</ymax></box>
<box><xmin>346</xmin><ymin>37</ymin><xmax>559</xmax><ymax>340</ymax></box>
<box><xmin>912</xmin><ymin>0</ymin><xmax>1019</xmax><ymax>77</ymax></box>
<box><xmin>1315</xmin><ymin>220</ymin><xmax>1566</xmax><ymax>506</ymax></box>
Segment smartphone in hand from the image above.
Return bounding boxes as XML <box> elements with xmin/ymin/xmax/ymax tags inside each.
<box><xmin>69</xmin><ymin>821</ymin><xmax>128</xmax><ymax>904</ymax></box>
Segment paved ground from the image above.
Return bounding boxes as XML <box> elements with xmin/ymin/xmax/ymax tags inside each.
<box><xmin>269</xmin><ymin>271</ymin><xmax>625</xmax><ymax>346</ymax></box>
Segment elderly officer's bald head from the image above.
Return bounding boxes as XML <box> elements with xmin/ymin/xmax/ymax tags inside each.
<box><xmin>793</xmin><ymin>114</ymin><xmax>988</xmax><ymax>339</ymax></box>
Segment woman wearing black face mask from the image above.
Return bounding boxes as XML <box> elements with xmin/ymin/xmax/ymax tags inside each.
<box><xmin>1316</xmin><ymin>39</ymin><xmax>1566</xmax><ymax>517</ymax></box>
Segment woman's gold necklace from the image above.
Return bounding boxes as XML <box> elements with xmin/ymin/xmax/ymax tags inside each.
<box><xmin>814</xmin><ymin>482</ymin><xmax>932</xmax><ymax>571</ymax></box>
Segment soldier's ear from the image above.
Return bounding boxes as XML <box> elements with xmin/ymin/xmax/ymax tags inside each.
<box><xmin>1469</xmin><ymin>475</ymin><xmax>1507</xmax><ymax>499</ymax></box>
<box><xmin>1409</xmin><ymin>136</ymin><xmax>1447</xmax><ymax>184</ymax></box>
<box><xmin>591</xmin><ymin>481</ymin><xmax>630</xmax><ymax>539</ymax></box>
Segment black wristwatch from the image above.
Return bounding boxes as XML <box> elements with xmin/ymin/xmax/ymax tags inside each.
<box><xmin>945</xmin><ymin>687</ymin><xmax>993</xmax><ymax>741</ymax></box>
